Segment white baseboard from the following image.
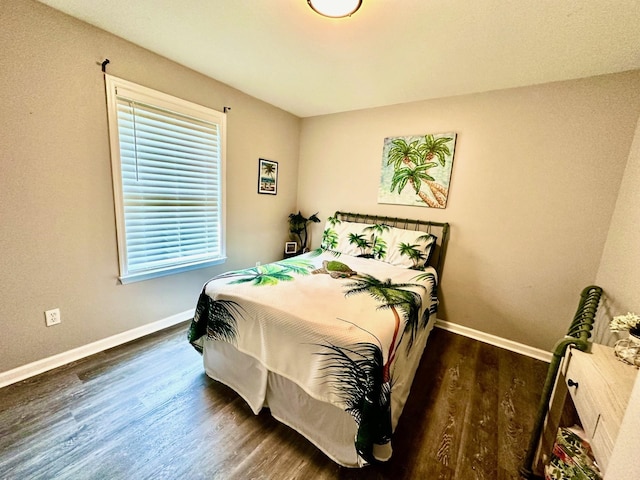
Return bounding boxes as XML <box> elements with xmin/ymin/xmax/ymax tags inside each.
<box><xmin>1</xmin><ymin>313</ymin><xmax>549</xmax><ymax>390</ymax></box>
<box><xmin>435</xmin><ymin>319</ymin><xmax>552</xmax><ymax>363</ymax></box>
<box><xmin>0</xmin><ymin>309</ymin><xmax>195</xmax><ymax>389</ymax></box>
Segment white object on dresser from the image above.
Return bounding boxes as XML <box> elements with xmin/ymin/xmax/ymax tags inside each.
<box><xmin>562</xmin><ymin>343</ymin><xmax>638</xmax><ymax>475</ymax></box>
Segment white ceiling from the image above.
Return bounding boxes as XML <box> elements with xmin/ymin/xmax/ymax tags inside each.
<box><xmin>38</xmin><ymin>0</ymin><xmax>640</xmax><ymax>118</ymax></box>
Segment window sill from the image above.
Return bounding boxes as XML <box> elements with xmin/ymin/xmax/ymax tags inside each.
<box><xmin>119</xmin><ymin>257</ymin><xmax>227</xmax><ymax>284</ymax></box>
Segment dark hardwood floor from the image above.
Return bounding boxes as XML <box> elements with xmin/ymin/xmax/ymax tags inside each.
<box><xmin>0</xmin><ymin>323</ymin><xmax>547</xmax><ymax>479</ymax></box>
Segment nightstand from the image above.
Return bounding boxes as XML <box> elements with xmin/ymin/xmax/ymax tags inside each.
<box><xmin>564</xmin><ymin>344</ymin><xmax>637</xmax><ymax>472</ymax></box>
<box><xmin>536</xmin><ymin>343</ymin><xmax>638</xmax><ymax>476</ymax></box>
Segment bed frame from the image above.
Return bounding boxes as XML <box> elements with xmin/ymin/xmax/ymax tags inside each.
<box><xmin>334</xmin><ymin>211</ymin><xmax>450</xmax><ymax>281</ymax></box>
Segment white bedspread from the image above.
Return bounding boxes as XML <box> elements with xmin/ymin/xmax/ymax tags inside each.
<box><xmin>189</xmin><ymin>250</ymin><xmax>438</xmax><ymax>465</ymax></box>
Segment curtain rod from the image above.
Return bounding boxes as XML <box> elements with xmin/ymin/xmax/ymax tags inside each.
<box><xmin>100</xmin><ymin>58</ymin><xmax>231</xmax><ymax>113</ymax></box>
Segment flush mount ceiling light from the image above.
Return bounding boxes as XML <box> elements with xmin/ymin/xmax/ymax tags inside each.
<box><xmin>307</xmin><ymin>0</ymin><xmax>363</xmax><ymax>18</ymax></box>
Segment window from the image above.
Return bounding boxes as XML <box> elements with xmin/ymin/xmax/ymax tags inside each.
<box><xmin>105</xmin><ymin>75</ymin><xmax>226</xmax><ymax>283</ymax></box>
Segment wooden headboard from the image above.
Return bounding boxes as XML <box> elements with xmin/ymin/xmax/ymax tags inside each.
<box><xmin>334</xmin><ymin>211</ymin><xmax>450</xmax><ymax>281</ymax></box>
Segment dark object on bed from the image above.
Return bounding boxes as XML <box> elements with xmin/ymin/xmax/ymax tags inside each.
<box><xmin>520</xmin><ymin>285</ymin><xmax>603</xmax><ymax>479</ymax></box>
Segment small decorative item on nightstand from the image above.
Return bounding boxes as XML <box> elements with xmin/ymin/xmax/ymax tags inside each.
<box><xmin>284</xmin><ymin>242</ymin><xmax>298</xmax><ymax>257</ymax></box>
<box><xmin>610</xmin><ymin>312</ymin><xmax>640</xmax><ymax>367</ymax></box>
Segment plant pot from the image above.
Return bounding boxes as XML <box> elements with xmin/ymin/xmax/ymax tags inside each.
<box><xmin>614</xmin><ymin>332</ymin><xmax>640</xmax><ymax>367</ymax></box>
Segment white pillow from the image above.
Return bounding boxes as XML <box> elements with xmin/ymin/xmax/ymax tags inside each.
<box><xmin>321</xmin><ymin>220</ymin><xmax>373</xmax><ymax>256</ymax></box>
<box><xmin>379</xmin><ymin>227</ymin><xmax>436</xmax><ymax>269</ymax></box>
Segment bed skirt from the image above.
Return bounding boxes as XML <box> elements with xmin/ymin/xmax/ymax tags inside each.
<box><xmin>202</xmin><ymin>314</ymin><xmax>436</xmax><ymax>467</ymax></box>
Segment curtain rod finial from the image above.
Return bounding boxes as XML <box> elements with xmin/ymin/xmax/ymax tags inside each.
<box><xmin>223</xmin><ymin>106</ymin><xmax>231</xmax><ymax>113</ymax></box>
<box><xmin>101</xmin><ymin>59</ymin><xmax>110</xmax><ymax>73</ymax></box>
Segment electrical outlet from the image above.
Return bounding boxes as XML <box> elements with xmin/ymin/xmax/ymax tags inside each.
<box><xmin>256</xmin><ymin>261</ymin><xmax>261</xmax><ymax>267</ymax></box>
<box><xmin>45</xmin><ymin>308</ymin><xmax>61</xmax><ymax>327</ymax></box>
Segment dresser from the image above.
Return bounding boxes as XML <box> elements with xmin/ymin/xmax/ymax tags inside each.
<box><xmin>537</xmin><ymin>343</ymin><xmax>638</xmax><ymax>476</ymax></box>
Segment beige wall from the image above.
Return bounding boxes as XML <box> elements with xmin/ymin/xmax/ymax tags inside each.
<box><xmin>2</xmin><ymin>0</ymin><xmax>640</xmax><ymax>376</ymax></box>
<box><xmin>0</xmin><ymin>0</ymin><xmax>301</xmax><ymax>372</ymax></box>
<box><xmin>594</xmin><ymin>115</ymin><xmax>640</xmax><ymax>345</ymax></box>
<box><xmin>593</xmin><ymin>116</ymin><xmax>640</xmax><ymax>480</ymax></box>
<box><xmin>605</xmin><ymin>372</ymin><xmax>640</xmax><ymax>480</ymax></box>
<box><xmin>298</xmin><ymin>72</ymin><xmax>640</xmax><ymax>351</ymax></box>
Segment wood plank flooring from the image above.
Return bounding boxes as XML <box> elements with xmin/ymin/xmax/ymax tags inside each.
<box><xmin>0</xmin><ymin>323</ymin><xmax>547</xmax><ymax>480</ymax></box>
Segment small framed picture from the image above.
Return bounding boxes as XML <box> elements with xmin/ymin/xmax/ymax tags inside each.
<box><xmin>285</xmin><ymin>242</ymin><xmax>297</xmax><ymax>254</ymax></box>
<box><xmin>258</xmin><ymin>158</ymin><xmax>278</xmax><ymax>195</ymax></box>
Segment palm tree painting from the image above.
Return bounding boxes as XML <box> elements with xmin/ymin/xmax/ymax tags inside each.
<box><xmin>378</xmin><ymin>133</ymin><xmax>456</xmax><ymax>208</ymax></box>
<box><xmin>258</xmin><ymin>158</ymin><xmax>278</xmax><ymax>194</ymax></box>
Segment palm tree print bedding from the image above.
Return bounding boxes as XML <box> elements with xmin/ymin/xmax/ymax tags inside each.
<box><xmin>321</xmin><ymin>216</ymin><xmax>436</xmax><ymax>269</ymax></box>
<box><xmin>189</xmin><ymin>250</ymin><xmax>439</xmax><ymax>465</ymax></box>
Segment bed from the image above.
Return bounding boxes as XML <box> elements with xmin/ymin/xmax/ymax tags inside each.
<box><xmin>188</xmin><ymin>211</ymin><xmax>450</xmax><ymax>467</ymax></box>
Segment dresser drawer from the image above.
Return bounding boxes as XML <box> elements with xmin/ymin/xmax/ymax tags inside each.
<box><xmin>564</xmin><ymin>344</ymin><xmax>637</xmax><ymax>473</ymax></box>
<box><xmin>565</xmin><ymin>349</ymin><xmax>601</xmax><ymax>437</ymax></box>
<box><xmin>591</xmin><ymin>414</ymin><xmax>615</xmax><ymax>472</ymax></box>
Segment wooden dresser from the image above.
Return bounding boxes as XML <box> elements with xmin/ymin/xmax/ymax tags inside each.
<box><xmin>537</xmin><ymin>343</ymin><xmax>638</xmax><ymax>476</ymax></box>
<box><xmin>564</xmin><ymin>343</ymin><xmax>637</xmax><ymax>472</ymax></box>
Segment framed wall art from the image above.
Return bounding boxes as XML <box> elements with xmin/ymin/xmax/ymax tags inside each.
<box><xmin>284</xmin><ymin>241</ymin><xmax>297</xmax><ymax>254</ymax></box>
<box><xmin>378</xmin><ymin>133</ymin><xmax>457</xmax><ymax>208</ymax></box>
<box><xmin>258</xmin><ymin>158</ymin><xmax>278</xmax><ymax>195</ymax></box>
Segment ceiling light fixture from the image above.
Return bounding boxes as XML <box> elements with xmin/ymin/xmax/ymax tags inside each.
<box><xmin>307</xmin><ymin>0</ymin><xmax>362</xmax><ymax>18</ymax></box>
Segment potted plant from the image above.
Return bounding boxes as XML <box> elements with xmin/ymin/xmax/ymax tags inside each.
<box><xmin>610</xmin><ymin>312</ymin><xmax>640</xmax><ymax>339</ymax></box>
<box><xmin>288</xmin><ymin>211</ymin><xmax>321</xmax><ymax>253</ymax></box>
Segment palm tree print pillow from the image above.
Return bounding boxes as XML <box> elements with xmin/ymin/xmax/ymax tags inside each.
<box><xmin>321</xmin><ymin>219</ymin><xmax>374</xmax><ymax>257</ymax></box>
<box><xmin>379</xmin><ymin>227</ymin><xmax>436</xmax><ymax>269</ymax></box>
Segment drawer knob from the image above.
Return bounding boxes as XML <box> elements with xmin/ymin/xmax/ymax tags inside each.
<box><xmin>568</xmin><ymin>378</ymin><xmax>579</xmax><ymax>388</ymax></box>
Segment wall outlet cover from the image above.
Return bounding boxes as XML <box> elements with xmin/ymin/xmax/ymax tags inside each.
<box><xmin>45</xmin><ymin>308</ymin><xmax>61</xmax><ymax>327</ymax></box>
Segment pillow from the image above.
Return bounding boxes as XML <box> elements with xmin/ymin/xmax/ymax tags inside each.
<box><xmin>378</xmin><ymin>227</ymin><xmax>436</xmax><ymax>269</ymax></box>
<box><xmin>321</xmin><ymin>220</ymin><xmax>373</xmax><ymax>257</ymax></box>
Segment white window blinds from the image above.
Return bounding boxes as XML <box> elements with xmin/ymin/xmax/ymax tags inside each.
<box><xmin>105</xmin><ymin>75</ymin><xmax>226</xmax><ymax>283</ymax></box>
